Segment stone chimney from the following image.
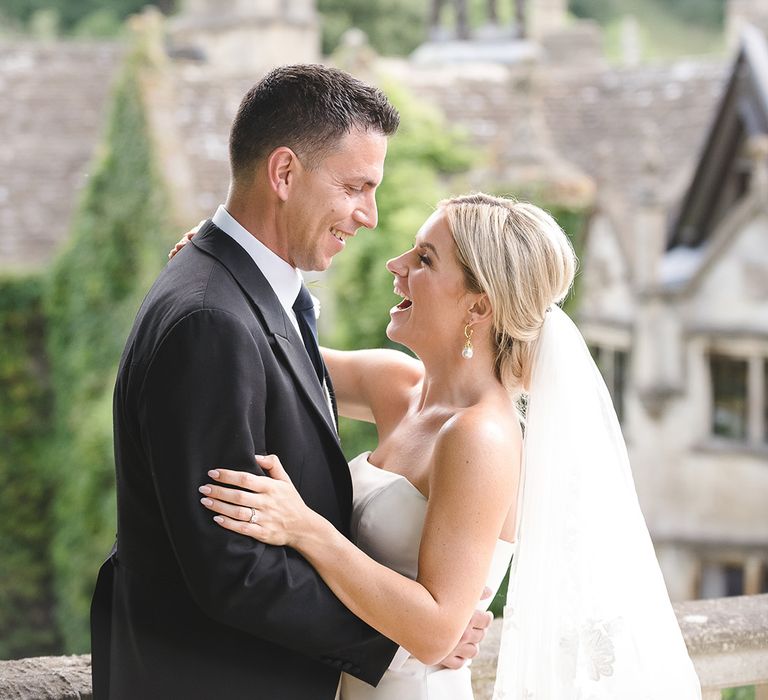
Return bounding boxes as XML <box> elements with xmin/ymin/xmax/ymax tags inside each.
<box><xmin>168</xmin><ymin>0</ymin><xmax>320</xmax><ymax>76</ymax></box>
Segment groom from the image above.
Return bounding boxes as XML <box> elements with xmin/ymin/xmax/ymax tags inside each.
<box><xmin>91</xmin><ymin>65</ymin><xmax>488</xmax><ymax>699</ymax></box>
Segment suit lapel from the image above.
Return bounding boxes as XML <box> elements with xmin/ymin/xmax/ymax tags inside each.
<box><xmin>190</xmin><ymin>222</ymin><xmax>339</xmax><ymax>440</ymax></box>
<box><xmin>325</xmin><ymin>368</ymin><xmax>339</xmax><ymax>430</ymax></box>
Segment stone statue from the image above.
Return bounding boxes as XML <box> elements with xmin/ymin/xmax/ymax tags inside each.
<box><xmin>428</xmin><ymin>0</ymin><xmax>527</xmax><ymax>41</ymax></box>
<box><xmin>429</xmin><ymin>0</ymin><xmax>469</xmax><ymax>40</ymax></box>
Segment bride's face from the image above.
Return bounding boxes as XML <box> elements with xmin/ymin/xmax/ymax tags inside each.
<box><xmin>385</xmin><ymin>210</ymin><xmax>473</xmax><ymax>357</ymax></box>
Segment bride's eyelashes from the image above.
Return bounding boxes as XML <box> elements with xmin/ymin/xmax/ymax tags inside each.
<box><xmin>418</xmin><ymin>253</ymin><xmax>432</xmax><ymax>267</ymax></box>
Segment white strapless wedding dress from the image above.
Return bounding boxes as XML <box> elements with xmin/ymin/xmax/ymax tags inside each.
<box><xmin>339</xmin><ymin>452</ymin><xmax>515</xmax><ymax>700</ymax></box>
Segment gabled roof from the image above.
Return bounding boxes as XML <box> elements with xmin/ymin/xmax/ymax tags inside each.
<box><xmin>668</xmin><ymin>25</ymin><xmax>768</xmax><ymax>250</ymax></box>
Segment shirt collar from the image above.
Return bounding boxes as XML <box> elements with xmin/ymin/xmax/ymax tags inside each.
<box><xmin>212</xmin><ymin>205</ymin><xmax>302</xmax><ymax>315</ymax></box>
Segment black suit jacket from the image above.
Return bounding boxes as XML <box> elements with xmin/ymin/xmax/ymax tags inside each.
<box><xmin>90</xmin><ymin>221</ymin><xmax>397</xmax><ymax>699</ymax></box>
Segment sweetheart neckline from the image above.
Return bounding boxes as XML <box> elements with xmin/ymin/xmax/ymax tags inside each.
<box><xmin>356</xmin><ymin>451</ymin><xmax>516</xmax><ymax>549</ymax></box>
<box><xmin>362</xmin><ymin>450</ymin><xmax>428</xmax><ymax>501</ymax></box>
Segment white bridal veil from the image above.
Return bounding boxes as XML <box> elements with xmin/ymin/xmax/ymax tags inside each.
<box><xmin>493</xmin><ymin>306</ymin><xmax>701</xmax><ymax>699</ymax></box>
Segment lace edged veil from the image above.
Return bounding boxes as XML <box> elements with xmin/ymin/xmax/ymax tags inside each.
<box><xmin>493</xmin><ymin>306</ymin><xmax>701</xmax><ymax>699</ymax></box>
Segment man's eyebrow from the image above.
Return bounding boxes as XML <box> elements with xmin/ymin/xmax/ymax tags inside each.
<box><xmin>348</xmin><ymin>174</ymin><xmax>380</xmax><ymax>188</ymax></box>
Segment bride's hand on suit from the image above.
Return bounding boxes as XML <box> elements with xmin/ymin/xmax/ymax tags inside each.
<box><xmin>168</xmin><ymin>222</ymin><xmax>204</xmax><ymax>260</ymax></box>
<box><xmin>199</xmin><ymin>454</ymin><xmax>319</xmax><ymax>548</ymax></box>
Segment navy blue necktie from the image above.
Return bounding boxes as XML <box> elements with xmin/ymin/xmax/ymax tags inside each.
<box><xmin>292</xmin><ymin>284</ymin><xmax>324</xmax><ymax>384</ymax></box>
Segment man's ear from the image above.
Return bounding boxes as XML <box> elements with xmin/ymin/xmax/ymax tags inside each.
<box><xmin>467</xmin><ymin>293</ymin><xmax>493</xmax><ymax>326</ymax></box>
<box><xmin>266</xmin><ymin>147</ymin><xmax>298</xmax><ymax>202</ymax></box>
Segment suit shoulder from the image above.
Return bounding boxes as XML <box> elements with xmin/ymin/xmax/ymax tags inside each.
<box><xmin>123</xmin><ymin>255</ymin><xmax>266</xmax><ymax>369</ymax></box>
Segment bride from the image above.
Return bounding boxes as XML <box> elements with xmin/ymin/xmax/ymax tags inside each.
<box><xmin>185</xmin><ymin>193</ymin><xmax>701</xmax><ymax>698</ymax></box>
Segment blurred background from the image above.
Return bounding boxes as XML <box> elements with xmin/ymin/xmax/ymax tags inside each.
<box><xmin>1</xmin><ymin>0</ymin><xmax>767</xmax><ymax>681</ymax></box>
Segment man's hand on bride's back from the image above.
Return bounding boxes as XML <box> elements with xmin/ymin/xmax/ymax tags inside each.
<box><xmin>168</xmin><ymin>221</ymin><xmax>205</xmax><ymax>260</ymax></box>
<box><xmin>438</xmin><ymin>597</ymin><xmax>493</xmax><ymax>669</ymax></box>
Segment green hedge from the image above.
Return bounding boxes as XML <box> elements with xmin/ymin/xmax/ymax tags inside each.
<box><xmin>0</xmin><ymin>275</ymin><xmax>59</xmax><ymax>658</ymax></box>
<box><xmin>44</xmin><ymin>46</ymin><xmax>173</xmax><ymax>653</ymax></box>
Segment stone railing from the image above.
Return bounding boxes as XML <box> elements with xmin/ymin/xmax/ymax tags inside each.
<box><xmin>2</xmin><ymin>595</ymin><xmax>767</xmax><ymax>699</ymax></box>
<box><xmin>674</xmin><ymin>594</ymin><xmax>768</xmax><ymax>700</ymax></box>
<box><xmin>0</xmin><ymin>655</ymin><xmax>92</xmax><ymax>699</ymax></box>
<box><xmin>472</xmin><ymin>594</ymin><xmax>768</xmax><ymax>699</ymax></box>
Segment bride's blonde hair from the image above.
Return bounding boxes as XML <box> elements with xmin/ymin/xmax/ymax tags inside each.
<box><xmin>439</xmin><ymin>193</ymin><xmax>577</xmax><ymax>394</ymax></box>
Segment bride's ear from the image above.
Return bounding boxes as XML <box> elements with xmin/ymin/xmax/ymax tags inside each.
<box><xmin>467</xmin><ymin>293</ymin><xmax>493</xmax><ymax>326</ymax></box>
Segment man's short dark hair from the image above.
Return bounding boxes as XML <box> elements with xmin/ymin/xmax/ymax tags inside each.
<box><xmin>229</xmin><ymin>64</ymin><xmax>400</xmax><ymax>181</ymax></box>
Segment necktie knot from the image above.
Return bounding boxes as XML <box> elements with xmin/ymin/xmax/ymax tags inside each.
<box><xmin>292</xmin><ymin>284</ymin><xmax>315</xmax><ymax>314</ymax></box>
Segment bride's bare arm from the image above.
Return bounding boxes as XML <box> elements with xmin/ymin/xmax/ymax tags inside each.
<box><xmin>321</xmin><ymin>347</ymin><xmax>422</xmax><ymax>425</ymax></box>
<box><xmin>201</xmin><ymin>410</ymin><xmax>520</xmax><ymax>664</ymax></box>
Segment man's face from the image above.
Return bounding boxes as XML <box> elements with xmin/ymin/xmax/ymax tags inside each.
<box><xmin>281</xmin><ymin>129</ymin><xmax>388</xmax><ymax>271</ymax></box>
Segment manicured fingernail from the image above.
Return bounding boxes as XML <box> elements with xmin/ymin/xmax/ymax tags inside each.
<box><xmin>200</xmin><ymin>498</ymin><xmax>213</xmax><ymax>506</ymax></box>
<box><xmin>198</xmin><ymin>485</ymin><xmax>211</xmax><ymax>495</ymax></box>
<box><xmin>213</xmin><ymin>516</ymin><xmax>224</xmax><ymax>523</ymax></box>
<box><xmin>254</xmin><ymin>455</ymin><xmax>264</xmax><ymax>460</ymax></box>
<box><xmin>208</xmin><ymin>470</ymin><xmax>220</xmax><ymax>478</ymax></box>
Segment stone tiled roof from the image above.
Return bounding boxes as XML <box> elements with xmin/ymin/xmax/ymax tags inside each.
<box><xmin>0</xmin><ymin>35</ymin><xmax>730</xmax><ymax>271</ymax></box>
<box><xmin>390</xmin><ymin>57</ymin><xmax>727</xmax><ymax>210</ymax></box>
<box><xmin>164</xmin><ymin>55</ymin><xmax>728</xmax><ymax>227</ymax></box>
<box><xmin>543</xmin><ymin>60</ymin><xmax>727</xmax><ymax>204</ymax></box>
<box><xmin>0</xmin><ymin>41</ymin><xmax>123</xmax><ymax>272</ymax></box>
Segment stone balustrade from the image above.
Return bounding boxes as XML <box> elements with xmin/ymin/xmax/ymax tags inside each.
<box><xmin>2</xmin><ymin>594</ymin><xmax>766</xmax><ymax>699</ymax></box>
<box><xmin>471</xmin><ymin>594</ymin><xmax>768</xmax><ymax>699</ymax></box>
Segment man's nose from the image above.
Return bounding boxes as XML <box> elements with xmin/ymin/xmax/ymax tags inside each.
<box><xmin>354</xmin><ymin>191</ymin><xmax>378</xmax><ymax>230</ymax></box>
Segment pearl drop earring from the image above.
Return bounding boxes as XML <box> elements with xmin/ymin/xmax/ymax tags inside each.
<box><xmin>462</xmin><ymin>324</ymin><xmax>474</xmax><ymax>359</ymax></box>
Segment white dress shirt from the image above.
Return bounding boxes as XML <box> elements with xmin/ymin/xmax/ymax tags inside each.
<box><xmin>212</xmin><ymin>205</ymin><xmax>303</xmax><ymax>336</ymax></box>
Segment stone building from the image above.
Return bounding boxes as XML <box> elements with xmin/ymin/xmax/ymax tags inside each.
<box><xmin>579</xmin><ymin>24</ymin><xmax>768</xmax><ymax>600</ymax></box>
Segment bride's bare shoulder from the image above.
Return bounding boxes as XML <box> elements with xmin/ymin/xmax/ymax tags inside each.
<box><xmin>426</xmin><ymin>402</ymin><xmax>521</xmax><ymax>526</ymax></box>
<box><xmin>434</xmin><ymin>400</ymin><xmax>522</xmax><ymax>477</ymax></box>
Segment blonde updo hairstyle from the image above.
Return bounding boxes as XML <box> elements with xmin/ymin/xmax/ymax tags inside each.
<box><xmin>440</xmin><ymin>193</ymin><xmax>577</xmax><ymax>395</ymax></box>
